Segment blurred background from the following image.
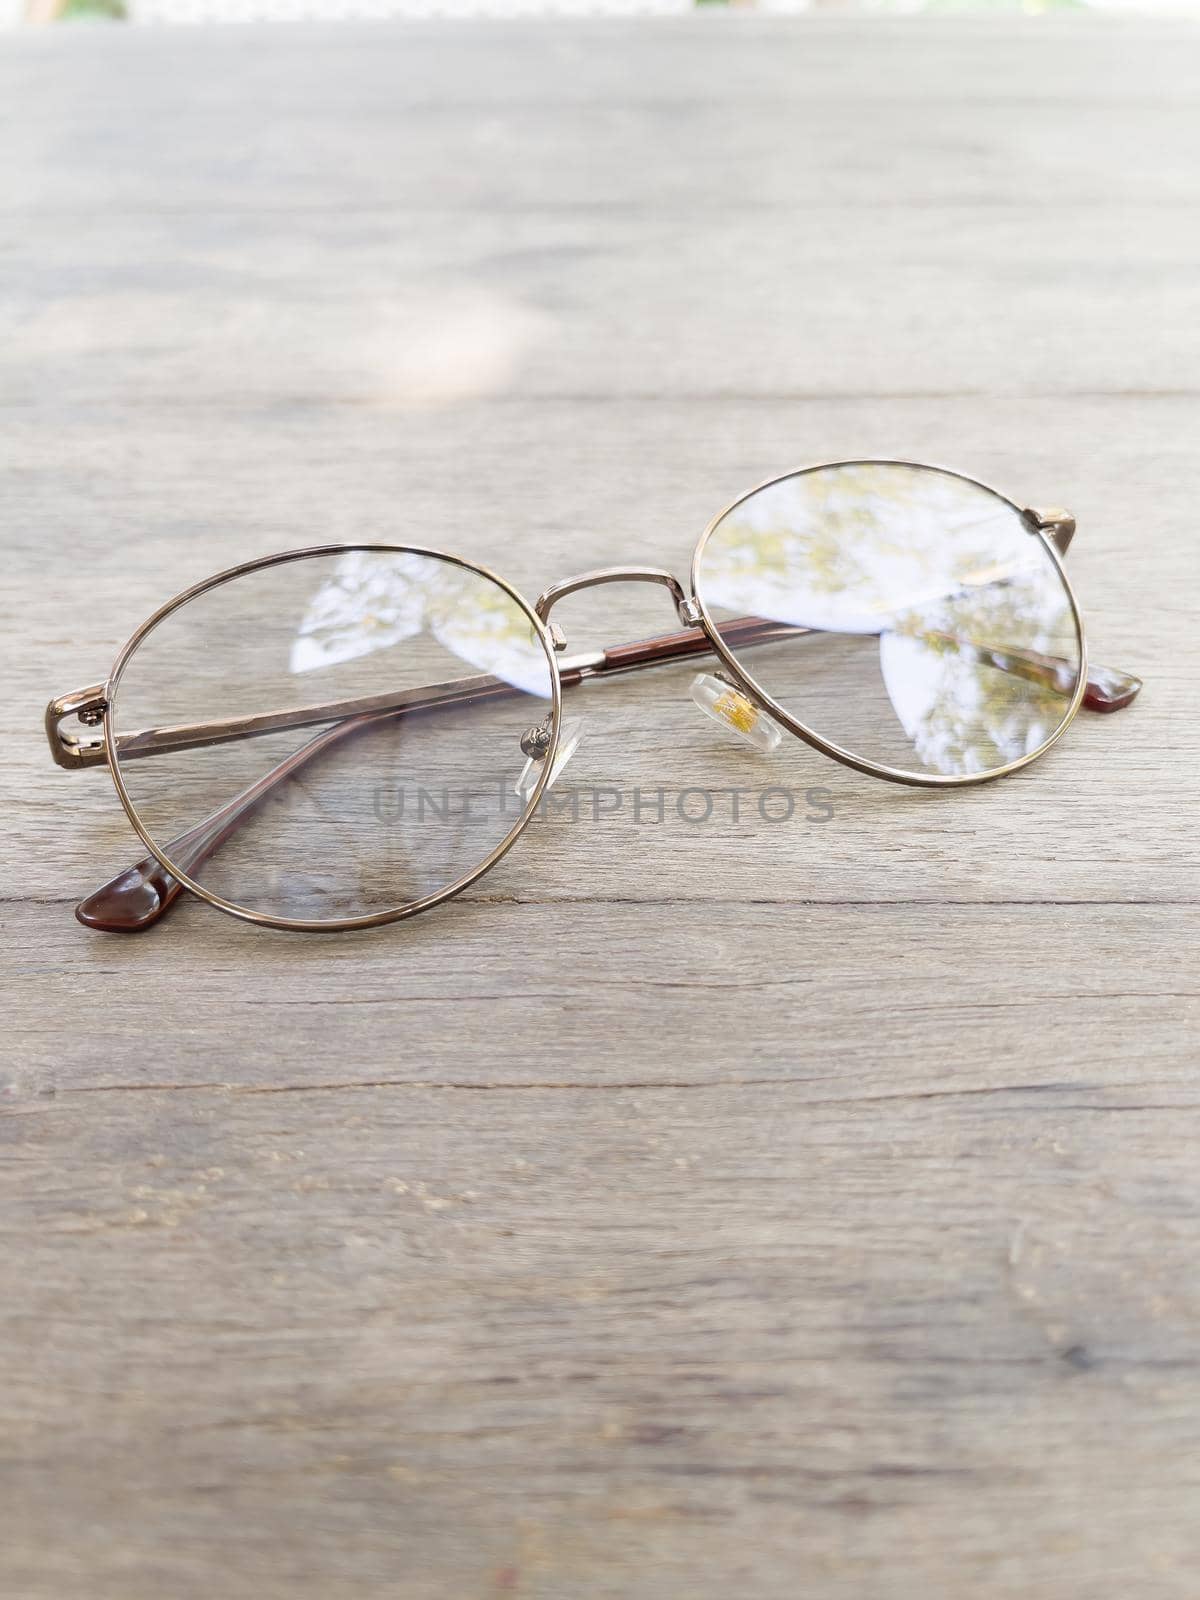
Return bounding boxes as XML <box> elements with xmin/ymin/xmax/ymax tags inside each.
<box><xmin>5</xmin><ymin>0</ymin><xmax>1197</xmax><ymax>27</ymax></box>
<box><xmin>5</xmin><ymin>0</ymin><xmax>1198</xmax><ymax>1589</ymax></box>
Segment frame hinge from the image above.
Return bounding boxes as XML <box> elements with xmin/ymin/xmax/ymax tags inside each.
<box><xmin>45</xmin><ymin>684</ymin><xmax>110</xmax><ymax>770</ymax></box>
<box><xmin>1023</xmin><ymin>506</ymin><xmax>1076</xmax><ymax>556</ymax></box>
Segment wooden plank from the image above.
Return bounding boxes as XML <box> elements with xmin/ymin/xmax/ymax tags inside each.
<box><xmin>1</xmin><ymin>17</ymin><xmax>1198</xmax><ymax>1600</ymax></box>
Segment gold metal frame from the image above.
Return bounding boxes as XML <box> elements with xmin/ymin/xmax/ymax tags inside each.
<box><xmin>85</xmin><ymin>545</ymin><xmax>561</xmax><ymax>934</ymax></box>
<box><xmin>690</xmin><ymin>458</ymin><xmax>1088</xmax><ymax>789</ymax></box>
<box><xmin>44</xmin><ymin>461</ymin><xmax>1142</xmax><ymax>935</ymax></box>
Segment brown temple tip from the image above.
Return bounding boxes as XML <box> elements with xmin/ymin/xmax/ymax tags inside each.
<box><xmin>1083</xmin><ymin>663</ymin><xmax>1143</xmax><ymax>714</ymax></box>
<box><xmin>75</xmin><ymin>856</ymin><xmax>187</xmax><ymax>933</ymax></box>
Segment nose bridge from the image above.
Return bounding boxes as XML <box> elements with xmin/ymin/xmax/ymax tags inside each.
<box><xmin>534</xmin><ymin>566</ymin><xmax>694</xmax><ymax>628</ymax></box>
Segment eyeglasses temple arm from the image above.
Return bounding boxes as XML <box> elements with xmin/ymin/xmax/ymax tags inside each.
<box><xmin>76</xmin><ymin>710</ymin><xmax>383</xmax><ymax>931</ymax></box>
<box><xmin>45</xmin><ymin>671</ymin><xmax>526</xmax><ymax>770</ymax></box>
<box><xmin>585</xmin><ymin>618</ymin><xmax>1141</xmax><ymax>712</ymax></box>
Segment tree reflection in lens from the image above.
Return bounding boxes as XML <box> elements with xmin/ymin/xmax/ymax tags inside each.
<box><xmin>697</xmin><ymin>462</ymin><xmax>1082</xmax><ymax>778</ymax></box>
<box><xmin>290</xmin><ymin>550</ymin><xmax>552</xmax><ymax>696</ymax></box>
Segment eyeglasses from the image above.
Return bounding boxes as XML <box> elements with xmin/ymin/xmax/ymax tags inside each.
<box><xmin>46</xmin><ymin>459</ymin><xmax>1141</xmax><ymax>935</ymax></box>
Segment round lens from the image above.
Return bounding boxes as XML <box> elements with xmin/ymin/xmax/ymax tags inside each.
<box><xmin>693</xmin><ymin>461</ymin><xmax>1084</xmax><ymax>781</ymax></box>
<box><xmin>108</xmin><ymin>548</ymin><xmax>558</xmax><ymax>925</ymax></box>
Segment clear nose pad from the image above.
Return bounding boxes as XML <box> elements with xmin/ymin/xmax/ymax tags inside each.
<box><xmin>690</xmin><ymin>672</ymin><xmax>783</xmax><ymax>754</ymax></box>
<box><xmin>515</xmin><ymin>715</ymin><xmax>586</xmax><ymax>803</ymax></box>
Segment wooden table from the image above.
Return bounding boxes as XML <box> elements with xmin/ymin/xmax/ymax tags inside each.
<box><xmin>3</xmin><ymin>16</ymin><xmax>1198</xmax><ymax>1597</ymax></box>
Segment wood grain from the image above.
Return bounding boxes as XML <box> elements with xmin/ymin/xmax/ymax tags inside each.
<box><xmin>2</xmin><ymin>16</ymin><xmax>1198</xmax><ymax>1599</ymax></box>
